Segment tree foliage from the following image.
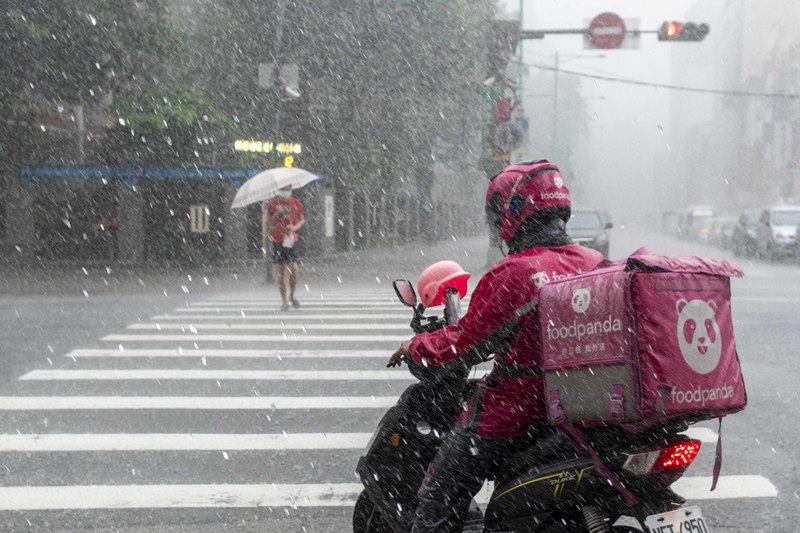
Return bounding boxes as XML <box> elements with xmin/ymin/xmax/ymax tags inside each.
<box><xmin>103</xmin><ymin>86</ymin><xmax>232</xmax><ymax>166</ymax></box>
<box><xmin>110</xmin><ymin>86</ymin><xmax>232</xmax><ymax>132</ymax></box>
<box><xmin>193</xmin><ymin>0</ymin><xmax>492</xmax><ymax>194</ymax></box>
<box><xmin>0</xmin><ymin>0</ymin><xmax>184</xmax><ymax>112</ymax></box>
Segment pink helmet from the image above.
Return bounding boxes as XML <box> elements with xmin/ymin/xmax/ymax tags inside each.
<box><xmin>417</xmin><ymin>261</ymin><xmax>470</xmax><ymax>308</ymax></box>
<box><xmin>486</xmin><ymin>160</ymin><xmax>571</xmax><ymax>243</ymax></box>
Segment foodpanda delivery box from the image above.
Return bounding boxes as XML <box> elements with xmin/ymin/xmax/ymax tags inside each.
<box><xmin>538</xmin><ymin>252</ymin><xmax>747</xmax><ymax>429</ymax></box>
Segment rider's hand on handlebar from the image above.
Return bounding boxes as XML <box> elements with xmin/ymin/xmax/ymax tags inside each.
<box><xmin>387</xmin><ymin>339</ymin><xmax>412</xmax><ymax>368</ymax></box>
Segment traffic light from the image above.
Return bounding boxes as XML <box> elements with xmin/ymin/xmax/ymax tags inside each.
<box><xmin>658</xmin><ymin>21</ymin><xmax>710</xmax><ymax>41</ymax></box>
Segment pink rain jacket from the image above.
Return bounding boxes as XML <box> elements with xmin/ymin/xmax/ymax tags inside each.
<box><xmin>410</xmin><ymin>244</ymin><xmax>605</xmax><ymax>437</ymax></box>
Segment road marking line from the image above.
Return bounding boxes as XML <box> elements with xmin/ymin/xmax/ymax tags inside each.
<box><xmin>683</xmin><ymin>427</ymin><xmax>718</xmax><ymax>443</ymax></box>
<box><xmin>0</xmin><ymin>484</ymin><xmax>364</xmax><ymax>510</ymax></box>
<box><xmin>19</xmin><ymin>369</ymin><xmax>421</xmax><ymax>381</ymax></box>
<box><xmin>183</xmin><ymin>304</ymin><xmax>407</xmax><ymax>310</ymax></box>
<box><xmin>0</xmin><ymin>475</ymin><xmax>776</xmax><ymax>510</ymax></box>
<box><xmin>150</xmin><ymin>314</ymin><xmax>410</xmax><ymax>320</ymax></box>
<box><xmin>65</xmin><ymin>349</ymin><xmax>389</xmax><ymax>359</ymax></box>
<box><xmin>0</xmin><ymin>396</ymin><xmax>398</xmax><ymax>410</ymax></box>
<box><xmin>200</xmin><ymin>300</ymin><xmax>404</xmax><ymax>307</ymax></box>
<box><xmin>170</xmin><ymin>306</ymin><xmax>468</xmax><ymax>313</ymax></box>
<box><xmin>170</xmin><ymin>306</ymin><xmax>469</xmax><ymax>314</ymax></box>
<box><xmin>0</xmin><ymin>432</ymin><xmax>374</xmax><ymax>451</ymax></box>
<box><xmin>126</xmin><ymin>323</ymin><xmax>410</xmax><ymax>331</ymax></box>
<box><xmin>194</xmin><ymin>299</ymin><xmax>470</xmax><ymax>305</ymax></box>
<box><xmin>206</xmin><ymin>297</ymin><xmax>397</xmax><ymax>301</ymax></box>
<box><xmin>672</xmin><ymin>475</ymin><xmax>778</xmax><ymax>499</ymax></box>
<box><xmin>732</xmin><ymin>296</ymin><xmax>800</xmax><ymax>302</ymax></box>
<box><xmin>100</xmin><ymin>334</ymin><xmax>408</xmax><ymax>342</ymax></box>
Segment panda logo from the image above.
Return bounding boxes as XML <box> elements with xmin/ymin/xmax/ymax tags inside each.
<box><xmin>532</xmin><ymin>271</ymin><xmax>550</xmax><ymax>288</ymax></box>
<box><xmin>676</xmin><ymin>299</ymin><xmax>723</xmax><ymax>375</ymax></box>
<box><xmin>571</xmin><ymin>288</ymin><xmax>591</xmax><ymax>314</ymax></box>
<box><xmin>553</xmin><ymin>176</ymin><xmax>564</xmax><ymax>189</ymax></box>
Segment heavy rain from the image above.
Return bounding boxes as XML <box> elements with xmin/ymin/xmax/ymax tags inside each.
<box><xmin>0</xmin><ymin>0</ymin><xmax>796</xmax><ymax>531</ymax></box>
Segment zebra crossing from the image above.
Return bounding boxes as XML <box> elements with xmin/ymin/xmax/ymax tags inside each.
<box><xmin>0</xmin><ymin>290</ymin><xmax>777</xmax><ymax>526</ymax></box>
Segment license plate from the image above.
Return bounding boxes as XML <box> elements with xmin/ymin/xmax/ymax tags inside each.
<box><xmin>644</xmin><ymin>506</ymin><xmax>710</xmax><ymax>533</ymax></box>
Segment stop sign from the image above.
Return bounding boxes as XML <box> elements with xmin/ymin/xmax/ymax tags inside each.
<box><xmin>587</xmin><ymin>12</ymin><xmax>626</xmax><ymax>49</ymax></box>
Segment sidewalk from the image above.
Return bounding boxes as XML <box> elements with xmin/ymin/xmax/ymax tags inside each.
<box><xmin>0</xmin><ymin>235</ymin><xmax>495</xmax><ymax>297</ymax></box>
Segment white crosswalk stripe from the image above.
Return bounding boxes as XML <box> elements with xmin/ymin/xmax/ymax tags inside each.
<box><xmin>65</xmin><ymin>349</ymin><xmax>390</xmax><ymax>359</ymax></box>
<box><xmin>19</xmin><ymin>369</ymin><xmax>419</xmax><ymax>381</ymax></box>
<box><xmin>1</xmin><ymin>291</ymin><xmax>777</xmax><ymax>522</ymax></box>
<box><xmin>0</xmin><ymin>397</ymin><xmax>398</xmax><ymax>410</ymax></box>
<box><xmin>0</xmin><ymin>475</ymin><xmax>776</xmax><ymax>511</ymax></box>
<box><xmin>126</xmin><ymin>322</ymin><xmax>412</xmax><ymax>331</ymax></box>
<box><xmin>151</xmin><ymin>313</ymin><xmax>411</xmax><ymax>320</ymax></box>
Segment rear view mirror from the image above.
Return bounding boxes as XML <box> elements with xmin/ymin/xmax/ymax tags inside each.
<box><xmin>605</xmin><ymin>222</ymin><xmax>613</xmax><ymax>230</ymax></box>
<box><xmin>393</xmin><ymin>280</ymin><xmax>417</xmax><ymax>307</ymax></box>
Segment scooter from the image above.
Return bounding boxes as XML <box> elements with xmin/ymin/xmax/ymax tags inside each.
<box><xmin>353</xmin><ymin>265</ymin><xmax>711</xmax><ymax>533</ymax></box>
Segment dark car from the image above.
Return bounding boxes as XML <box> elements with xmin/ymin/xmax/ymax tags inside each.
<box><xmin>710</xmin><ymin>216</ymin><xmax>738</xmax><ymax>249</ymax></box>
<box><xmin>567</xmin><ymin>209</ymin><xmax>612</xmax><ymax>257</ymax></box>
<box><xmin>730</xmin><ymin>210</ymin><xmax>761</xmax><ymax>257</ymax></box>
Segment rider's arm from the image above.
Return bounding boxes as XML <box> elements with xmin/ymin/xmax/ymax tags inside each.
<box><xmin>409</xmin><ymin>261</ymin><xmax>537</xmax><ymax>367</ymax></box>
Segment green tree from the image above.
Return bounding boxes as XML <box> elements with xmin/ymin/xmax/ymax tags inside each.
<box><xmin>190</xmin><ymin>0</ymin><xmax>493</xmax><ymax>248</ymax></box>
<box><xmin>102</xmin><ymin>85</ymin><xmax>233</xmax><ymax>166</ymax></box>
<box><xmin>1</xmin><ymin>1</ymin><xmax>184</xmax><ymax>109</ymax></box>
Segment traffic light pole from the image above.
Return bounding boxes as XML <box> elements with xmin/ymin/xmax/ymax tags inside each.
<box><xmin>552</xmin><ymin>51</ymin><xmax>559</xmax><ymax>161</ymax></box>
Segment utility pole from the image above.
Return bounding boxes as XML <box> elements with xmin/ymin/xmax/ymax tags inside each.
<box><xmin>552</xmin><ymin>51</ymin><xmax>559</xmax><ymax>162</ymax></box>
<box><xmin>272</xmin><ymin>0</ymin><xmax>288</xmax><ymax>143</ymax></box>
<box><xmin>264</xmin><ymin>0</ymin><xmax>288</xmax><ymax>284</ymax></box>
<box><xmin>517</xmin><ymin>0</ymin><xmax>524</xmax><ymax>101</ymax></box>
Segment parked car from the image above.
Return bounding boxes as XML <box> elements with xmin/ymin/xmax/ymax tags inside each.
<box><xmin>755</xmin><ymin>205</ymin><xmax>800</xmax><ymax>260</ymax></box>
<box><xmin>709</xmin><ymin>216</ymin><xmax>737</xmax><ymax>249</ymax></box>
<box><xmin>678</xmin><ymin>206</ymin><xmax>715</xmax><ymax>242</ymax></box>
<box><xmin>661</xmin><ymin>210</ymin><xmax>680</xmax><ymax>236</ymax></box>
<box><xmin>567</xmin><ymin>209</ymin><xmax>612</xmax><ymax>257</ymax></box>
<box><xmin>731</xmin><ymin>211</ymin><xmax>761</xmax><ymax>257</ymax></box>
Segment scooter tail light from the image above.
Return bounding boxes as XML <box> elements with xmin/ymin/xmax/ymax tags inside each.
<box><xmin>652</xmin><ymin>440</ymin><xmax>702</xmax><ymax>472</ymax></box>
<box><xmin>622</xmin><ymin>439</ymin><xmax>702</xmax><ymax>475</ymax></box>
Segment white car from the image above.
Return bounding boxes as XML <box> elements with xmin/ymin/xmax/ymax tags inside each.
<box><xmin>755</xmin><ymin>206</ymin><xmax>800</xmax><ymax>260</ymax></box>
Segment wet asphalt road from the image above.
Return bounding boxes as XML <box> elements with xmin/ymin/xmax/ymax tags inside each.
<box><xmin>0</xmin><ymin>228</ymin><xmax>796</xmax><ymax>532</ymax></box>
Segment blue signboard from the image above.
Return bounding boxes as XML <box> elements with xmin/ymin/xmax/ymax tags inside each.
<box><xmin>19</xmin><ymin>166</ymin><xmax>263</xmax><ymax>187</ymax></box>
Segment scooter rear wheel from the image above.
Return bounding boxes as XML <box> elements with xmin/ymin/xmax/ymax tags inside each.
<box><xmin>353</xmin><ymin>490</ymin><xmax>392</xmax><ymax>533</ymax></box>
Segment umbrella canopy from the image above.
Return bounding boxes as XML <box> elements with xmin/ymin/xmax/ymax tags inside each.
<box><xmin>230</xmin><ymin>167</ymin><xmax>319</xmax><ymax>209</ymax></box>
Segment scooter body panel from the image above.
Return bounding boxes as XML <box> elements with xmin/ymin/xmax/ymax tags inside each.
<box><xmin>356</xmin><ymin>381</ymin><xmax>463</xmax><ymax>530</ymax></box>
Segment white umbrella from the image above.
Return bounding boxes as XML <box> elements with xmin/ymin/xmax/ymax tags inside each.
<box><xmin>230</xmin><ymin>167</ymin><xmax>319</xmax><ymax>209</ymax></box>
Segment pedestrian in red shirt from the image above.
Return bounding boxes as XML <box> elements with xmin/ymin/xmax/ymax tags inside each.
<box><xmin>262</xmin><ymin>185</ymin><xmax>305</xmax><ymax>311</ymax></box>
<box><xmin>388</xmin><ymin>160</ymin><xmax>606</xmax><ymax>533</ymax></box>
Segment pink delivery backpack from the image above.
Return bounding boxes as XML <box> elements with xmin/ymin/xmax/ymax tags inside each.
<box><xmin>536</xmin><ymin>250</ymin><xmax>747</xmax><ymax>499</ymax></box>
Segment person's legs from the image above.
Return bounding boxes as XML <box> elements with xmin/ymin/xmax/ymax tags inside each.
<box><xmin>288</xmin><ymin>261</ymin><xmax>300</xmax><ymax>307</ymax></box>
<box><xmin>276</xmin><ymin>264</ymin><xmax>288</xmax><ymax>307</ymax></box>
<box><xmin>412</xmin><ymin>426</ymin><xmax>512</xmax><ymax>533</ymax></box>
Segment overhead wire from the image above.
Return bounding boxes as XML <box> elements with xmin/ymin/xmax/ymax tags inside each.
<box><xmin>524</xmin><ymin>62</ymin><xmax>800</xmax><ymax>99</ymax></box>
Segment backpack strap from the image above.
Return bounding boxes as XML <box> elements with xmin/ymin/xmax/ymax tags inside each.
<box><xmin>610</xmin><ymin>384</ymin><xmax>625</xmax><ymax>423</ymax></box>
<box><xmin>711</xmin><ymin>416</ymin><xmax>723</xmax><ymax>491</ymax></box>
<box><xmin>549</xmin><ymin>390</ymin><xmax>638</xmax><ymax>507</ymax></box>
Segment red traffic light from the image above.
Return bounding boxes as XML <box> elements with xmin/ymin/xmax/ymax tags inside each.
<box><xmin>665</xmin><ymin>22</ymin><xmax>683</xmax><ymax>38</ymax></box>
<box><xmin>658</xmin><ymin>21</ymin><xmax>709</xmax><ymax>41</ymax></box>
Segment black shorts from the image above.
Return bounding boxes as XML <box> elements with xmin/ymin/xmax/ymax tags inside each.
<box><xmin>272</xmin><ymin>244</ymin><xmax>301</xmax><ymax>264</ymax></box>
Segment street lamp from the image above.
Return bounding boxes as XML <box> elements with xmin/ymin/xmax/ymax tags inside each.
<box><xmin>552</xmin><ymin>53</ymin><xmax>605</xmax><ymax>161</ymax></box>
